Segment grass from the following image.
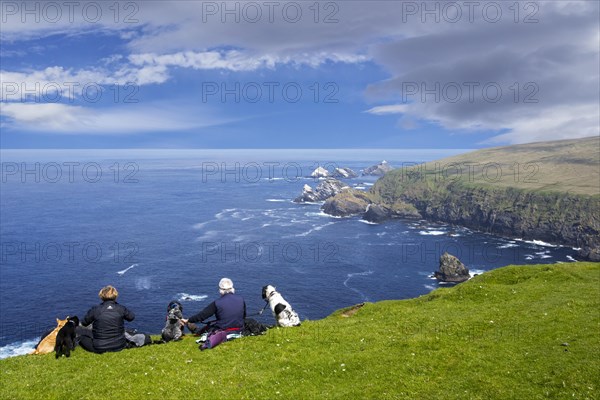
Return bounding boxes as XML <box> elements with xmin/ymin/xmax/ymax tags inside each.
<box><xmin>393</xmin><ymin>136</ymin><xmax>600</xmax><ymax>196</ymax></box>
<box><xmin>1</xmin><ymin>262</ymin><xmax>599</xmax><ymax>399</ymax></box>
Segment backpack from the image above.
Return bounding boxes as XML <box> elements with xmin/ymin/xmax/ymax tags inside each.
<box><xmin>125</xmin><ymin>329</ymin><xmax>152</xmax><ymax>347</ymax></box>
<box><xmin>242</xmin><ymin>318</ymin><xmax>270</xmax><ymax>336</ymax></box>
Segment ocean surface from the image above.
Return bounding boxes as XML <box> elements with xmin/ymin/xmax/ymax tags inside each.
<box><xmin>0</xmin><ymin>149</ymin><xmax>579</xmax><ymax>359</ymax></box>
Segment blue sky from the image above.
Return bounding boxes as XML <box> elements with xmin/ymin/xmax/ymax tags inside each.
<box><xmin>0</xmin><ymin>1</ymin><xmax>598</xmax><ymax>149</ymax></box>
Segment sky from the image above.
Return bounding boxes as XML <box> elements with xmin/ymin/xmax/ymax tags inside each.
<box><xmin>0</xmin><ymin>0</ymin><xmax>598</xmax><ymax>149</ymax></box>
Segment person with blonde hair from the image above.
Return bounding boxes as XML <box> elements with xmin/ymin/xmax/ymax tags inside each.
<box><xmin>78</xmin><ymin>285</ymin><xmax>135</xmax><ymax>353</ymax></box>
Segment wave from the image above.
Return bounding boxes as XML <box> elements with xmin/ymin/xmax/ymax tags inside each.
<box><xmin>498</xmin><ymin>242</ymin><xmax>518</xmax><ymax>249</ymax></box>
<box><xmin>215</xmin><ymin>208</ymin><xmax>237</xmax><ymax>219</ymax></box>
<box><xmin>294</xmin><ymin>222</ymin><xmax>337</xmax><ymax>237</ymax></box>
<box><xmin>195</xmin><ymin>230</ymin><xmax>220</xmax><ymax>241</ymax></box>
<box><xmin>134</xmin><ymin>277</ymin><xmax>152</xmax><ymax>290</ymax></box>
<box><xmin>359</xmin><ymin>220</ymin><xmax>378</xmax><ymax>225</ymax></box>
<box><xmin>304</xmin><ymin>211</ymin><xmax>340</xmax><ymax>218</ymax></box>
<box><xmin>515</xmin><ymin>238</ymin><xmax>558</xmax><ymax>247</ymax></box>
<box><xmin>423</xmin><ymin>284</ymin><xmax>436</xmax><ymax>291</ymax></box>
<box><xmin>469</xmin><ymin>269</ymin><xmax>486</xmax><ymax>277</ymax></box>
<box><xmin>418</xmin><ymin>230</ymin><xmax>446</xmax><ymax>236</ymax></box>
<box><xmin>266</xmin><ymin>199</ymin><xmax>287</xmax><ymax>202</ymax></box>
<box><xmin>117</xmin><ymin>263</ymin><xmax>138</xmax><ymax>276</ymax></box>
<box><xmin>566</xmin><ymin>255</ymin><xmax>577</xmax><ymax>262</ymax></box>
<box><xmin>343</xmin><ymin>271</ymin><xmax>373</xmax><ymax>302</ymax></box>
<box><xmin>193</xmin><ymin>221</ymin><xmax>213</xmax><ymax>229</ymax></box>
<box><xmin>176</xmin><ymin>293</ymin><xmax>208</xmax><ymax>302</ymax></box>
<box><xmin>0</xmin><ymin>338</ymin><xmax>39</xmax><ymax>360</ymax></box>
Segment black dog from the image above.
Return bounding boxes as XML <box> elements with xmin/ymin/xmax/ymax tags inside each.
<box><xmin>55</xmin><ymin>316</ymin><xmax>79</xmax><ymax>358</ymax></box>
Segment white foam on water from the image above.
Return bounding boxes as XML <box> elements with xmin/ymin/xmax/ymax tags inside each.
<box><xmin>176</xmin><ymin>293</ymin><xmax>208</xmax><ymax>302</ymax></box>
<box><xmin>359</xmin><ymin>220</ymin><xmax>378</xmax><ymax>225</ymax></box>
<box><xmin>304</xmin><ymin>211</ymin><xmax>341</xmax><ymax>218</ymax></box>
<box><xmin>0</xmin><ymin>338</ymin><xmax>40</xmax><ymax>360</ymax></box>
<box><xmin>354</xmin><ymin>186</ymin><xmax>366</xmax><ymax>190</ymax></box>
<box><xmin>516</xmin><ymin>239</ymin><xmax>558</xmax><ymax>247</ymax></box>
<box><xmin>193</xmin><ymin>221</ymin><xmax>213</xmax><ymax>229</ymax></box>
<box><xmin>566</xmin><ymin>255</ymin><xmax>577</xmax><ymax>262</ymax></box>
<box><xmin>418</xmin><ymin>230</ymin><xmax>446</xmax><ymax>236</ymax></box>
<box><xmin>266</xmin><ymin>199</ymin><xmax>286</xmax><ymax>202</ymax></box>
<box><xmin>498</xmin><ymin>243</ymin><xmax>519</xmax><ymax>249</ymax></box>
<box><xmin>195</xmin><ymin>230</ymin><xmax>219</xmax><ymax>241</ymax></box>
<box><xmin>469</xmin><ymin>269</ymin><xmax>486</xmax><ymax>277</ymax></box>
<box><xmin>297</xmin><ymin>201</ymin><xmax>325</xmax><ymax>205</ymax></box>
<box><xmin>343</xmin><ymin>271</ymin><xmax>374</xmax><ymax>302</ymax></box>
<box><xmin>134</xmin><ymin>277</ymin><xmax>152</xmax><ymax>290</ymax></box>
<box><xmin>424</xmin><ymin>284</ymin><xmax>436</xmax><ymax>291</ymax></box>
<box><xmin>294</xmin><ymin>222</ymin><xmax>337</xmax><ymax>237</ymax></box>
<box><xmin>572</xmin><ymin>247</ymin><xmax>581</xmax><ymax>251</ymax></box>
<box><xmin>117</xmin><ymin>263</ymin><xmax>138</xmax><ymax>276</ymax></box>
<box><xmin>215</xmin><ymin>208</ymin><xmax>237</xmax><ymax>219</ymax></box>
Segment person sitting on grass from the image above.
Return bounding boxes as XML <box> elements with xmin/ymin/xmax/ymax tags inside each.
<box><xmin>182</xmin><ymin>278</ymin><xmax>246</xmax><ymax>348</ymax></box>
<box><xmin>77</xmin><ymin>285</ymin><xmax>135</xmax><ymax>354</ymax></box>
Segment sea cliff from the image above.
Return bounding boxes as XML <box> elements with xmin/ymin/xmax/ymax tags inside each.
<box><xmin>323</xmin><ymin>137</ymin><xmax>600</xmax><ymax>260</ymax></box>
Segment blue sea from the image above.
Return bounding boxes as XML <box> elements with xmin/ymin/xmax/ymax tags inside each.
<box><xmin>0</xmin><ymin>149</ymin><xmax>579</xmax><ymax>358</ymax></box>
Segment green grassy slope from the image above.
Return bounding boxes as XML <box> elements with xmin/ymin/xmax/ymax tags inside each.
<box><xmin>368</xmin><ymin>137</ymin><xmax>600</xmax><ymax>259</ymax></box>
<box><xmin>1</xmin><ymin>262</ymin><xmax>598</xmax><ymax>399</ymax></box>
<box><xmin>412</xmin><ymin>136</ymin><xmax>599</xmax><ymax>195</ymax></box>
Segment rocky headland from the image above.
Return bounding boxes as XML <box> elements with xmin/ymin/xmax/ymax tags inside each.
<box><xmin>320</xmin><ymin>137</ymin><xmax>600</xmax><ymax>261</ymax></box>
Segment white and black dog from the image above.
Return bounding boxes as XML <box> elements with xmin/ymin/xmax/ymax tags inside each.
<box><xmin>262</xmin><ymin>285</ymin><xmax>301</xmax><ymax>327</ymax></box>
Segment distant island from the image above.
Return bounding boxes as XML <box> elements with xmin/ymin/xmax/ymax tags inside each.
<box><xmin>322</xmin><ymin>137</ymin><xmax>600</xmax><ymax>261</ymax></box>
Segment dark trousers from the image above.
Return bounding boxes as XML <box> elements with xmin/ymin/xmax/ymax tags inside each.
<box><xmin>76</xmin><ymin>326</ymin><xmax>100</xmax><ymax>353</ymax></box>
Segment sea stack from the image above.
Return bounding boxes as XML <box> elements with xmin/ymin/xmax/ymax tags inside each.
<box><xmin>434</xmin><ymin>253</ymin><xmax>470</xmax><ymax>283</ymax></box>
<box><xmin>294</xmin><ymin>178</ymin><xmax>349</xmax><ymax>203</ymax></box>
<box><xmin>310</xmin><ymin>166</ymin><xmax>329</xmax><ymax>178</ymax></box>
<box><xmin>362</xmin><ymin>160</ymin><xmax>393</xmax><ymax>176</ymax></box>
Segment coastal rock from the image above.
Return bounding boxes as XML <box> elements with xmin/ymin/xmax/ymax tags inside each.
<box><xmin>322</xmin><ymin>190</ymin><xmax>373</xmax><ymax>216</ymax></box>
<box><xmin>389</xmin><ymin>200</ymin><xmax>422</xmax><ymax>219</ymax></box>
<box><xmin>363</xmin><ymin>204</ymin><xmax>391</xmax><ymax>223</ymax></box>
<box><xmin>362</xmin><ymin>160</ymin><xmax>393</xmax><ymax>176</ymax></box>
<box><xmin>310</xmin><ymin>166</ymin><xmax>329</xmax><ymax>178</ymax></box>
<box><xmin>332</xmin><ymin>167</ymin><xmax>358</xmax><ymax>179</ymax></box>
<box><xmin>434</xmin><ymin>253</ymin><xmax>470</xmax><ymax>283</ymax></box>
<box><xmin>370</xmin><ymin>170</ymin><xmax>600</xmax><ymax>261</ymax></box>
<box><xmin>294</xmin><ymin>178</ymin><xmax>348</xmax><ymax>203</ymax></box>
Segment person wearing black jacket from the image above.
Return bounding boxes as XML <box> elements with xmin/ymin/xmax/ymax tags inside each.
<box><xmin>182</xmin><ymin>278</ymin><xmax>246</xmax><ymax>332</ymax></box>
<box><xmin>78</xmin><ymin>285</ymin><xmax>135</xmax><ymax>353</ymax></box>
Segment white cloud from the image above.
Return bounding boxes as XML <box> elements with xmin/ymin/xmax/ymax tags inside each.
<box><xmin>2</xmin><ymin>1</ymin><xmax>598</xmax><ymax>144</ymax></box>
<box><xmin>362</xmin><ymin>2</ymin><xmax>600</xmax><ymax>144</ymax></box>
<box><xmin>1</xmin><ymin>49</ymin><xmax>368</xmax><ymax>102</ymax></box>
<box><xmin>364</xmin><ymin>104</ymin><xmax>409</xmax><ymax>115</ymax></box>
<box><xmin>0</xmin><ymin>102</ymin><xmax>229</xmax><ymax>134</ymax></box>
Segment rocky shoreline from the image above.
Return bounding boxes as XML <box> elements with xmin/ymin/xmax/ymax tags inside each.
<box><xmin>320</xmin><ymin>179</ymin><xmax>600</xmax><ymax>262</ymax></box>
